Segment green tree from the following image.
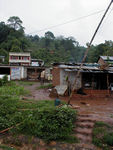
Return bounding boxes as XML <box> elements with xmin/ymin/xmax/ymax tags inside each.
<box><xmin>45</xmin><ymin>31</ymin><xmax>55</xmax><ymax>39</ymax></box>
<box><xmin>10</xmin><ymin>39</ymin><xmax>22</xmax><ymax>52</ymax></box>
<box><xmin>7</xmin><ymin>16</ymin><xmax>24</xmax><ymax>31</ymax></box>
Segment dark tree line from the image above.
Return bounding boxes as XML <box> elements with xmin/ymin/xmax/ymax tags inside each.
<box><xmin>0</xmin><ymin>16</ymin><xmax>113</xmax><ymax>65</ymax></box>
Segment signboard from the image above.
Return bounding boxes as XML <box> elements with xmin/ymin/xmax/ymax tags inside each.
<box><xmin>31</xmin><ymin>62</ymin><xmax>39</xmax><ymax>66</ymax></box>
<box><xmin>11</xmin><ymin>67</ymin><xmax>21</xmax><ymax>80</ymax></box>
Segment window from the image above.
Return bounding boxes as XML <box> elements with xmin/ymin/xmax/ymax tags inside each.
<box><xmin>23</xmin><ymin>56</ymin><xmax>29</xmax><ymax>60</ymax></box>
<box><xmin>10</xmin><ymin>56</ymin><xmax>18</xmax><ymax>60</ymax></box>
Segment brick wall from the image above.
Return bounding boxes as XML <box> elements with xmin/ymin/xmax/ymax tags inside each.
<box><xmin>52</xmin><ymin>67</ymin><xmax>60</xmax><ymax>86</ymax></box>
<box><xmin>84</xmin><ymin>89</ymin><xmax>109</xmax><ymax>96</ymax></box>
<box><xmin>98</xmin><ymin>58</ymin><xmax>106</xmax><ymax>65</ymax></box>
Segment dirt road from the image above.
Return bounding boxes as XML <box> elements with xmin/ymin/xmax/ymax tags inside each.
<box><xmin>22</xmin><ymin>82</ymin><xmax>52</xmax><ymax>100</ymax></box>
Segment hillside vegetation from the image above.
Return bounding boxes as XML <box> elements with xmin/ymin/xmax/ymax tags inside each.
<box><xmin>0</xmin><ymin>16</ymin><xmax>113</xmax><ymax>65</ymax></box>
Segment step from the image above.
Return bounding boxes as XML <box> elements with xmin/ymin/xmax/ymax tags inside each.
<box><xmin>76</xmin><ymin>133</ymin><xmax>92</xmax><ymax>143</ymax></box>
<box><xmin>77</xmin><ymin>117</ymin><xmax>96</xmax><ymax>123</ymax></box>
<box><xmin>75</xmin><ymin>127</ymin><xmax>92</xmax><ymax>135</ymax></box>
<box><xmin>78</xmin><ymin>114</ymin><xmax>92</xmax><ymax>117</ymax></box>
<box><xmin>76</xmin><ymin>122</ymin><xmax>94</xmax><ymax>128</ymax></box>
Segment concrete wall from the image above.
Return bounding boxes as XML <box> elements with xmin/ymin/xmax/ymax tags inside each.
<box><xmin>60</xmin><ymin>69</ymin><xmax>82</xmax><ymax>89</ymax></box>
<box><xmin>24</xmin><ymin>67</ymin><xmax>27</xmax><ymax>79</ymax></box>
<box><xmin>52</xmin><ymin>67</ymin><xmax>82</xmax><ymax>89</ymax></box>
<box><xmin>45</xmin><ymin>68</ymin><xmax>52</xmax><ymax>80</ymax></box>
<box><xmin>10</xmin><ymin>66</ymin><xmax>27</xmax><ymax>80</ymax></box>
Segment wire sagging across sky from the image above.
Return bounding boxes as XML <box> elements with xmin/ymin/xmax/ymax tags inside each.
<box><xmin>28</xmin><ymin>9</ymin><xmax>106</xmax><ymax>35</ymax></box>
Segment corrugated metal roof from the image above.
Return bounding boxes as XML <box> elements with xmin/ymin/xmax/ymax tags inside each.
<box><xmin>59</xmin><ymin>64</ymin><xmax>99</xmax><ymax>70</ymax></box>
<box><xmin>55</xmin><ymin>62</ymin><xmax>113</xmax><ymax>73</ymax></box>
<box><xmin>100</xmin><ymin>56</ymin><xmax>113</xmax><ymax>61</ymax></box>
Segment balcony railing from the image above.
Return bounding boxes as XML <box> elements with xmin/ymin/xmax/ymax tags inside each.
<box><xmin>9</xmin><ymin>59</ymin><xmax>30</xmax><ymax>63</ymax></box>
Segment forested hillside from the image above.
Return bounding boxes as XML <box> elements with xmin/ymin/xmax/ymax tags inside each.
<box><xmin>0</xmin><ymin>16</ymin><xmax>113</xmax><ymax>65</ymax></box>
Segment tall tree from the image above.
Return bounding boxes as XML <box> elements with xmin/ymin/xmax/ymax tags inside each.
<box><xmin>45</xmin><ymin>31</ymin><xmax>55</xmax><ymax>39</ymax></box>
<box><xmin>7</xmin><ymin>16</ymin><xmax>24</xmax><ymax>31</ymax></box>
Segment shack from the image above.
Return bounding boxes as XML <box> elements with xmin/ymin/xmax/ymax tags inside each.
<box><xmin>26</xmin><ymin>66</ymin><xmax>45</xmax><ymax>80</ymax></box>
<box><xmin>52</xmin><ymin>63</ymin><xmax>113</xmax><ymax>95</ymax></box>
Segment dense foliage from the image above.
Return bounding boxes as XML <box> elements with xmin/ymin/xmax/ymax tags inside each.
<box><xmin>0</xmin><ymin>16</ymin><xmax>113</xmax><ymax>65</ymax></box>
<box><xmin>18</xmin><ymin>107</ymin><xmax>76</xmax><ymax>141</ymax></box>
<box><xmin>0</xmin><ymin>82</ymin><xmax>77</xmax><ymax>142</ymax></box>
<box><xmin>93</xmin><ymin>121</ymin><xmax>113</xmax><ymax>150</ymax></box>
<box><xmin>87</xmin><ymin>41</ymin><xmax>113</xmax><ymax>63</ymax></box>
<box><xmin>0</xmin><ymin>75</ymin><xmax>8</xmax><ymax>86</ymax></box>
<box><xmin>0</xmin><ymin>82</ymin><xmax>29</xmax><ymax>130</ymax></box>
<box><xmin>0</xmin><ymin>16</ymin><xmax>85</xmax><ymax>65</ymax></box>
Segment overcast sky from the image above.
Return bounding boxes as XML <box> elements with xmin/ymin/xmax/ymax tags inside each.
<box><xmin>0</xmin><ymin>0</ymin><xmax>113</xmax><ymax>46</ymax></box>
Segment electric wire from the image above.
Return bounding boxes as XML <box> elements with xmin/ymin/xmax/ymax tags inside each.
<box><xmin>97</xmin><ymin>6</ymin><xmax>113</xmax><ymax>35</ymax></box>
<box><xmin>28</xmin><ymin>9</ymin><xmax>105</xmax><ymax>35</ymax></box>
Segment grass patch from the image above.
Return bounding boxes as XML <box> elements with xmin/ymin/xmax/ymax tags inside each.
<box><xmin>93</xmin><ymin>121</ymin><xmax>113</xmax><ymax>149</ymax></box>
<box><xmin>17</xmin><ymin>81</ymin><xmax>35</xmax><ymax>86</ymax></box>
<box><xmin>0</xmin><ymin>81</ymin><xmax>29</xmax><ymax>96</ymax></box>
<box><xmin>37</xmin><ymin>83</ymin><xmax>53</xmax><ymax>90</ymax></box>
<box><xmin>0</xmin><ymin>145</ymin><xmax>16</xmax><ymax>150</ymax></box>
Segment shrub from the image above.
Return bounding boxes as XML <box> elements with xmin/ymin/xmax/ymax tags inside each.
<box><xmin>0</xmin><ymin>75</ymin><xmax>8</xmax><ymax>86</ymax></box>
<box><xmin>103</xmin><ymin>133</ymin><xmax>113</xmax><ymax>146</ymax></box>
<box><xmin>18</xmin><ymin>107</ymin><xmax>77</xmax><ymax>141</ymax></box>
<box><xmin>0</xmin><ymin>82</ymin><xmax>77</xmax><ymax>143</ymax></box>
<box><xmin>2</xmin><ymin>75</ymin><xmax>8</xmax><ymax>84</ymax></box>
<box><xmin>93</xmin><ymin>121</ymin><xmax>113</xmax><ymax>149</ymax></box>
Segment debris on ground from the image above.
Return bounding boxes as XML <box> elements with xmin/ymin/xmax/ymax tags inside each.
<box><xmin>49</xmin><ymin>88</ymin><xmax>58</xmax><ymax>97</ymax></box>
<box><xmin>55</xmin><ymin>85</ymin><xmax>67</xmax><ymax>96</ymax></box>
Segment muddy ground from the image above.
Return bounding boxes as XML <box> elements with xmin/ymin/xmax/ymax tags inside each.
<box><xmin>24</xmin><ymin>81</ymin><xmax>113</xmax><ymax>125</ymax></box>
<box><xmin>23</xmin><ymin>82</ymin><xmax>52</xmax><ymax>100</ymax></box>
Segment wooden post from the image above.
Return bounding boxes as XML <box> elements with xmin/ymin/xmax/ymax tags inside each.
<box><xmin>107</xmin><ymin>74</ymin><xmax>110</xmax><ymax>95</ymax></box>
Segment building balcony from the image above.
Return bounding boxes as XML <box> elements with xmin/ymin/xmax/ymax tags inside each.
<box><xmin>9</xmin><ymin>59</ymin><xmax>30</xmax><ymax>63</ymax></box>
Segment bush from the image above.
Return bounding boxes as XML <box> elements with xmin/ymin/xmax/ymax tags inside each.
<box><xmin>0</xmin><ymin>75</ymin><xmax>8</xmax><ymax>86</ymax></box>
<box><xmin>18</xmin><ymin>107</ymin><xmax>77</xmax><ymax>141</ymax></box>
<box><xmin>93</xmin><ymin>121</ymin><xmax>113</xmax><ymax>149</ymax></box>
<box><xmin>103</xmin><ymin>133</ymin><xmax>113</xmax><ymax>146</ymax></box>
<box><xmin>0</xmin><ymin>83</ymin><xmax>29</xmax><ymax>131</ymax></box>
<box><xmin>0</xmin><ymin>82</ymin><xmax>77</xmax><ymax>143</ymax></box>
<box><xmin>2</xmin><ymin>75</ymin><xmax>8</xmax><ymax>84</ymax></box>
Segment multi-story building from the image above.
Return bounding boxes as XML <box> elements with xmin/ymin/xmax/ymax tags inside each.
<box><xmin>9</xmin><ymin>52</ymin><xmax>31</xmax><ymax>66</ymax></box>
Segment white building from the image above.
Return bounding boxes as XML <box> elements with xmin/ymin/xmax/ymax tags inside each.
<box><xmin>9</xmin><ymin>52</ymin><xmax>31</xmax><ymax>66</ymax></box>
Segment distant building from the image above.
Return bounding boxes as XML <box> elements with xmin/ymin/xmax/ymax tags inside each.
<box><xmin>31</xmin><ymin>59</ymin><xmax>44</xmax><ymax>67</ymax></box>
<box><xmin>98</xmin><ymin>56</ymin><xmax>113</xmax><ymax>65</ymax></box>
<box><xmin>9</xmin><ymin>52</ymin><xmax>31</xmax><ymax>66</ymax></box>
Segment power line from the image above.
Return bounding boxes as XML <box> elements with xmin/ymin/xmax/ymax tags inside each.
<box><xmin>97</xmin><ymin>6</ymin><xmax>113</xmax><ymax>34</ymax></box>
<box><xmin>67</xmin><ymin>0</ymin><xmax>113</xmax><ymax>105</ymax></box>
<box><xmin>28</xmin><ymin>9</ymin><xmax>105</xmax><ymax>35</ymax></box>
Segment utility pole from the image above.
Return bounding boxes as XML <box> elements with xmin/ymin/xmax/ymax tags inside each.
<box><xmin>68</xmin><ymin>0</ymin><xmax>113</xmax><ymax>105</ymax></box>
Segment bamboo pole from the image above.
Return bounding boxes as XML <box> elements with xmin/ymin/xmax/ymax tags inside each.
<box><xmin>67</xmin><ymin>0</ymin><xmax>113</xmax><ymax>104</ymax></box>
